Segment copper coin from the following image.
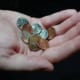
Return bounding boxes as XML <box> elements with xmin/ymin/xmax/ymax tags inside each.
<box><xmin>38</xmin><ymin>39</ymin><xmax>49</xmax><ymax>50</ymax></box>
<box><xmin>29</xmin><ymin>35</ymin><xmax>41</xmax><ymax>51</ymax></box>
<box><xmin>47</xmin><ymin>27</ymin><xmax>56</xmax><ymax>40</ymax></box>
<box><xmin>22</xmin><ymin>24</ymin><xmax>32</xmax><ymax>33</ymax></box>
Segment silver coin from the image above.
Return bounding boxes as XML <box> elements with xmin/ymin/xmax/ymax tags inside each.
<box><xmin>31</xmin><ymin>23</ymin><xmax>42</xmax><ymax>35</ymax></box>
<box><xmin>17</xmin><ymin>17</ymin><xmax>29</xmax><ymax>29</ymax></box>
<box><xmin>22</xmin><ymin>31</ymin><xmax>31</xmax><ymax>42</ymax></box>
<box><xmin>39</xmin><ymin>29</ymin><xmax>48</xmax><ymax>39</ymax></box>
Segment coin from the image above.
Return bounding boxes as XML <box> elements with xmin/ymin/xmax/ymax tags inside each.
<box><xmin>38</xmin><ymin>39</ymin><xmax>49</xmax><ymax>50</ymax></box>
<box><xmin>22</xmin><ymin>37</ymin><xmax>29</xmax><ymax>44</ymax></box>
<box><xmin>17</xmin><ymin>17</ymin><xmax>29</xmax><ymax>29</ymax></box>
<box><xmin>22</xmin><ymin>24</ymin><xmax>32</xmax><ymax>33</ymax></box>
<box><xmin>22</xmin><ymin>31</ymin><xmax>31</xmax><ymax>44</ymax></box>
<box><xmin>39</xmin><ymin>29</ymin><xmax>48</xmax><ymax>39</ymax></box>
<box><xmin>29</xmin><ymin>35</ymin><xmax>41</xmax><ymax>51</ymax></box>
<box><xmin>47</xmin><ymin>27</ymin><xmax>56</xmax><ymax>40</ymax></box>
<box><xmin>31</xmin><ymin>23</ymin><xmax>42</xmax><ymax>35</ymax></box>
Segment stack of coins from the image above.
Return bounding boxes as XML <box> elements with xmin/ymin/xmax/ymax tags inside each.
<box><xmin>17</xmin><ymin>17</ymin><xmax>56</xmax><ymax>51</ymax></box>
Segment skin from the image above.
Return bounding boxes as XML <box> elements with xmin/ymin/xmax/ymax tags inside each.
<box><xmin>0</xmin><ymin>9</ymin><xmax>80</xmax><ymax>71</ymax></box>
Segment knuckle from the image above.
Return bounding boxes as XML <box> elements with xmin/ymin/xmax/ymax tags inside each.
<box><xmin>64</xmin><ymin>9</ymin><xmax>77</xmax><ymax>16</ymax></box>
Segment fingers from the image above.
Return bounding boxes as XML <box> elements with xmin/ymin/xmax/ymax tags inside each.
<box><xmin>40</xmin><ymin>9</ymin><xmax>77</xmax><ymax>28</ymax></box>
<box><xmin>49</xmin><ymin>22</ymin><xmax>80</xmax><ymax>47</ymax></box>
<box><xmin>0</xmin><ymin>54</ymin><xmax>54</xmax><ymax>71</ymax></box>
<box><xmin>54</xmin><ymin>13</ymin><xmax>80</xmax><ymax>35</ymax></box>
<box><xmin>42</xmin><ymin>36</ymin><xmax>80</xmax><ymax>63</ymax></box>
<box><xmin>0</xmin><ymin>10</ymin><xmax>78</xmax><ymax>37</ymax></box>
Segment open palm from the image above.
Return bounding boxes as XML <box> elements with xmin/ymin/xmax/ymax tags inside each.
<box><xmin>0</xmin><ymin>9</ymin><xmax>80</xmax><ymax>71</ymax></box>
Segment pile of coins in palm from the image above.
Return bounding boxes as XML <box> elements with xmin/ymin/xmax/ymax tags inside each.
<box><xmin>17</xmin><ymin>17</ymin><xmax>56</xmax><ymax>51</ymax></box>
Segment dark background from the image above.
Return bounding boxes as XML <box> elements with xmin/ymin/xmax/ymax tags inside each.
<box><xmin>0</xmin><ymin>0</ymin><xmax>80</xmax><ymax>17</ymax></box>
<box><xmin>0</xmin><ymin>0</ymin><xmax>80</xmax><ymax>80</ymax></box>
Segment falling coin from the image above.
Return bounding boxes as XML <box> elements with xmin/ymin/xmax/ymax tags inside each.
<box><xmin>38</xmin><ymin>39</ymin><xmax>49</xmax><ymax>50</ymax></box>
<box><xmin>29</xmin><ymin>35</ymin><xmax>41</xmax><ymax>51</ymax></box>
<box><xmin>22</xmin><ymin>24</ymin><xmax>32</xmax><ymax>33</ymax></box>
<box><xmin>47</xmin><ymin>27</ymin><xmax>56</xmax><ymax>40</ymax></box>
<box><xmin>31</xmin><ymin>23</ymin><xmax>42</xmax><ymax>35</ymax></box>
<box><xmin>22</xmin><ymin>31</ymin><xmax>31</xmax><ymax>44</ymax></box>
<box><xmin>17</xmin><ymin>17</ymin><xmax>29</xmax><ymax>29</ymax></box>
<box><xmin>39</xmin><ymin>29</ymin><xmax>48</xmax><ymax>39</ymax></box>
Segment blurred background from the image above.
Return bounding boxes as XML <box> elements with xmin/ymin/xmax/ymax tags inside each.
<box><xmin>0</xmin><ymin>0</ymin><xmax>80</xmax><ymax>80</ymax></box>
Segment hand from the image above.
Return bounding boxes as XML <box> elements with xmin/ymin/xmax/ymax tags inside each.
<box><xmin>0</xmin><ymin>9</ymin><xmax>78</xmax><ymax>71</ymax></box>
<box><xmin>40</xmin><ymin>10</ymin><xmax>80</xmax><ymax>63</ymax></box>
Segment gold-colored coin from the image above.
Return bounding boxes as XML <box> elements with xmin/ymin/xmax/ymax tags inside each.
<box><xmin>38</xmin><ymin>39</ymin><xmax>49</xmax><ymax>50</ymax></box>
<box><xmin>47</xmin><ymin>27</ymin><xmax>56</xmax><ymax>40</ymax></box>
<box><xmin>22</xmin><ymin>24</ymin><xmax>32</xmax><ymax>33</ymax></box>
<box><xmin>29</xmin><ymin>35</ymin><xmax>41</xmax><ymax>51</ymax></box>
